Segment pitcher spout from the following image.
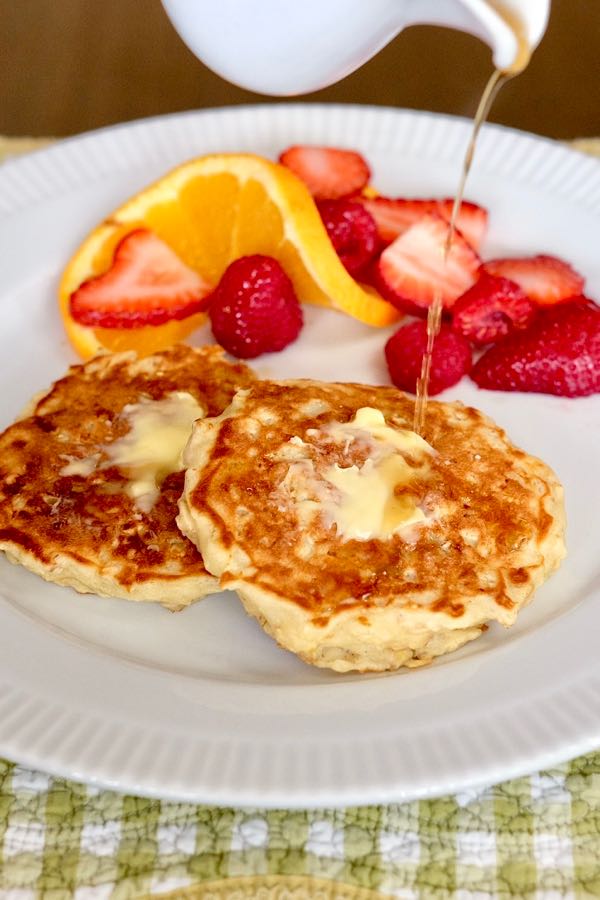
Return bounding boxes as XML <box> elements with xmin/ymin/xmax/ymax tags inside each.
<box><xmin>418</xmin><ymin>0</ymin><xmax>551</xmax><ymax>73</ymax></box>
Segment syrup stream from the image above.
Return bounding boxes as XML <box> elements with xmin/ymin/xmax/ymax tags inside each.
<box><xmin>413</xmin><ymin>8</ymin><xmax>531</xmax><ymax>435</ymax></box>
<box><xmin>413</xmin><ymin>68</ymin><xmax>505</xmax><ymax>434</ymax></box>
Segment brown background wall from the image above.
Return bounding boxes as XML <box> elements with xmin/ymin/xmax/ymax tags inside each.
<box><xmin>1</xmin><ymin>0</ymin><xmax>599</xmax><ymax>139</ymax></box>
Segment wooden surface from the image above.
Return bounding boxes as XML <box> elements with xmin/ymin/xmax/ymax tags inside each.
<box><xmin>1</xmin><ymin>0</ymin><xmax>599</xmax><ymax>139</ymax></box>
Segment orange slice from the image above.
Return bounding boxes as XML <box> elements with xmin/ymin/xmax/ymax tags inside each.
<box><xmin>59</xmin><ymin>153</ymin><xmax>400</xmax><ymax>359</ymax></box>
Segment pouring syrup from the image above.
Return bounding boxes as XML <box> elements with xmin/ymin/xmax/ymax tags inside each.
<box><xmin>413</xmin><ymin>9</ymin><xmax>532</xmax><ymax>435</ymax></box>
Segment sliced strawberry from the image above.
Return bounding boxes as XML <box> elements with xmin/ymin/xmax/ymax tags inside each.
<box><xmin>437</xmin><ymin>199</ymin><xmax>488</xmax><ymax>252</ymax></box>
<box><xmin>481</xmin><ymin>255</ymin><xmax>584</xmax><ymax>306</ymax></box>
<box><xmin>357</xmin><ymin>197</ymin><xmax>439</xmax><ymax>243</ymax></box>
<box><xmin>471</xmin><ymin>298</ymin><xmax>600</xmax><ymax>396</ymax></box>
<box><xmin>357</xmin><ymin>196</ymin><xmax>488</xmax><ymax>250</ymax></box>
<box><xmin>278</xmin><ymin>145</ymin><xmax>370</xmax><ymax>200</ymax></box>
<box><xmin>451</xmin><ymin>273</ymin><xmax>537</xmax><ymax>346</ymax></box>
<box><xmin>374</xmin><ymin>213</ymin><xmax>480</xmax><ymax>315</ymax></box>
<box><xmin>70</xmin><ymin>229</ymin><xmax>212</xmax><ymax>328</ymax></box>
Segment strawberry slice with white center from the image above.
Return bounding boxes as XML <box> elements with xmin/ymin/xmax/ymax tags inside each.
<box><xmin>278</xmin><ymin>145</ymin><xmax>370</xmax><ymax>200</ymax></box>
<box><xmin>374</xmin><ymin>212</ymin><xmax>480</xmax><ymax>315</ymax></box>
<box><xmin>70</xmin><ymin>228</ymin><xmax>212</xmax><ymax>329</ymax></box>
<box><xmin>481</xmin><ymin>254</ymin><xmax>584</xmax><ymax>306</ymax></box>
<box><xmin>437</xmin><ymin>199</ymin><xmax>488</xmax><ymax>251</ymax></box>
<box><xmin>358</xmin><ymin>197</ymin><xmax>439</xmax><ymax>243</ymax></box>
<box><xmin>357</xmin><ymin>196</ymin><xmax>488</xmax><ymax>251</ymax></box>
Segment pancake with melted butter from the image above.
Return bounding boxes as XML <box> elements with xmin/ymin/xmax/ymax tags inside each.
<box><xmin>178</xmin><ymin>379</ymin><xmax>566</xmax><ymax>671</ymax></box>
<box><xmin>0</xmin><ymin>345</ymin><xmax>254</xmax><ymax>610</ymax></box>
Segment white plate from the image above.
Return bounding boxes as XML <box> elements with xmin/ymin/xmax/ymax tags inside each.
<box><xmin>1</xmin><ymin>104</ymin><xmax>599</xmax><ymax>807</ymax></box>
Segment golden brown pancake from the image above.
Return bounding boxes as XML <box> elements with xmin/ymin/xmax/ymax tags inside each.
<box><xmin>0</xmin><ymin>345</ymin><xmax>254</xmax><ymax>610</ymax></box>
<box><xmin>178</xmin><ymin>379</ymin><xmax>566</xmax><ymax>670</ymax></box>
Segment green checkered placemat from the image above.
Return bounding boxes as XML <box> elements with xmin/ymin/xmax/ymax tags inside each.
<box><xmin>1</xmin><ymin>135</ymin><xmax>600</xmax><ymax>899</ymax></box>
<box><xmin>2</xmin><ymin>754</ymin><xmax>600</xmax><ymax>897</ymax></box>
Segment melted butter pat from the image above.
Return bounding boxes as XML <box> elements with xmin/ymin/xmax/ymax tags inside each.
<box><xmin>327</xmin><ymin>407</ymin><xmax>431</xmax><ymax>455</ymax></box>
<box><xmin>321</xmin><ymin>407</ymin><xmax>433</xmax><ymax>541</ymax></box>
<box><xmin>106</xmin><ymin>392</ymin><xmax>204</xmax><ymax>511</ymax></box>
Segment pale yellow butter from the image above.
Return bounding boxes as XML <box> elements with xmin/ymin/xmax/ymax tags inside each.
<box><xmin>106</xmin><ymin>392</ymin><xmax>204</xmax><ymax>511</ymax></box>
<box><xmin>324</xmin><ymin>456</ymin><xmax>426</xmax><ymax>540</ymax></box>
<box><xmin>59</xmin><ymin>455</ymin><xmax>99</xmax><ymax>477</ymax></box>
<box><xmin>325</xmin><ymin>407</ymin><xmax>429</xmax><ymax>455</ymax></box>
<box><xmin>321</xmin><ymin>408</ymin><xmax>433</xmax><ymax>541</ymax></box>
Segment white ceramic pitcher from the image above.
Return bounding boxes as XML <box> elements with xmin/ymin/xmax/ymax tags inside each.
<box><xmin>161</xmin><ymin>0</ymin><xmax>550</xmax><ymax>95</ymax></box>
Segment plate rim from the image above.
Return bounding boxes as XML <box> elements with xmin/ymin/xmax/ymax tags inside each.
<box><xmin>3</xmin><ymin>101</ymin><xmax>600</xmax><ymax>216</ymax></box>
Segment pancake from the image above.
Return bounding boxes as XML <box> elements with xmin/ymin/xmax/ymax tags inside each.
<box><xmin>178</xmin><ymin>379</ymin><xmax>566</xmax><ymax>671</ymax></box>
<box><xmin>0</xmin><ymin>345</ymin><xmax>254</xmax><ymax>610</ymax></box>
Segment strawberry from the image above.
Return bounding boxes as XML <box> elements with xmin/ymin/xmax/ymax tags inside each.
<box><xmin>374</xmin><ymin>213</ymin><xmax>480</xmax><ymax>316</ymax></box>
<box><xmin>481</xmin><ymin>255</ymin><xmax>584</xmax><ymax>306</ymax></box>
<box><xmin>357</xmin><ymin>196</ymin><xmax>488</xmax><ymax>250</ymax></box>
<box><xmin>70</xmin><ymin>229</ymin><xmax>211</xmax><ymax>328</ymax></box>
<box><xmin>437</xmin><ymin>199</ymin><xmax>489</xmax><ymax>252</ymax></box>
<box><xmin>471</xmin><ymin>299</ymin><xmax>600</xmax><ymax>397</ymax></box>
<box><xmin>451</xmin><ymin>273</ymin><xmax>537</xmax><ymax>346</ymax></box>
<box><xmin>278</xmin><ymin>145</ymin><xmax>370</xmax><ymax>200</ymax></box>
<box><xmin>385</xmin><ymin>320</ymin><xmax>472</xmax><ymax>395</ymax></box>
<box><xmin>358</xmin><ymin>197</ymin><xmax>439</xmax><ymax>244</ymax></box>
<box><xmin>316</xmin><ymin>198</ymin><xmax>378</xmax><ymax>276</ymax></box>
<box><xmin>209</xmin><ymin>255</ymin><xmax>303</xmax><ymax>359</ymax></box>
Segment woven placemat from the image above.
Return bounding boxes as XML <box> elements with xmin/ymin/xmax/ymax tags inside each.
<box><xmin>0</xmin><ymin>135</ymin><xmax>54</xmax><ymax>163</ymax></box>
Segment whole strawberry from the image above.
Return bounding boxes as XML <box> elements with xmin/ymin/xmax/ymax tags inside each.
<box><xmin>452</xmin><ymin>273</ymin><xmax>536</xmax><ymax>346</ymax></box>
<box><xmin>471</xmin><ymin>299</ymin><xmax>600</xmax><ymax>397</ymax></box>
<box><xmin>317</xmin><ymin>198</ymin><xmax>378</xmax><ymax>276</ymax></box>
<box><xmin>385</xmin><ymin>320</ymin><xmax>472</xmax><ymax>395</ymax></box>
<box><xmin>209</xmin><ymin>255</ymin><xmax>303</xmax><ymax>359</ymax></box>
